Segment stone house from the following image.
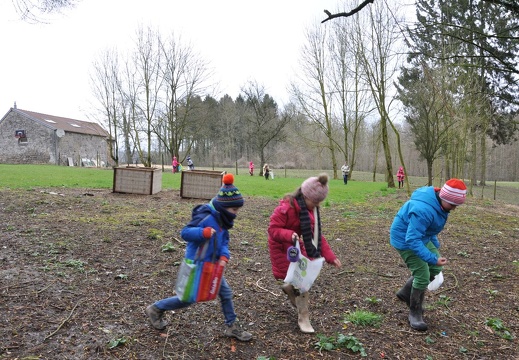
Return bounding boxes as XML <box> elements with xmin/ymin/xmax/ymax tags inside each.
<box><xmin>0</xmin><ymin>104</ymin><xmax>111</xmax><ymax>166</ymax></box>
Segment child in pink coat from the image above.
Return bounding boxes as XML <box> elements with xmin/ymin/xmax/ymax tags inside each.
<box><xmin>268</xmin><ymin>173</ymin><xmax>341</xmax><ymax>333</ymax></box>
<box><xmin>397</xmin><ymin>166</ymin><xmax>405</xmax><ymax>188</ymax></box>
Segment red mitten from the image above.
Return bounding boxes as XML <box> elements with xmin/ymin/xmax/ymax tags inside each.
<box><xmin>202</xmin><ymin>227</ymin><xmax>213</xmax><ymax>239</ymax></box>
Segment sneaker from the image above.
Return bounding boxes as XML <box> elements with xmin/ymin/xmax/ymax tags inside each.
<box><xmin>145</xmin><ymin>305</ymin><xmax>167</xmax><ymax>330</ymax></box>
<box><xmin>224</xmin><ymin>320</ymin><xmax>252</xmax><ymax>341</ymax></box>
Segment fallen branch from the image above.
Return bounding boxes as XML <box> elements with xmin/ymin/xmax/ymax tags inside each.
<box><xmin>255</xmin><ymin>277</ymin><xmax>280</xmax><ymax>297</ymax></box>
<box><xmin>0</xmin><ymin>281</ymin><xmax>37</xmax><ymax>292</ymax></box>
<box><xmin>436</xmin><ymin>271</ymin><xmax>459</xmax><ymax>295</ymax></box>
<box><xmin>36</xmin><ymin>281</ymin><xmax>56</xmax><ymax>294</ymax></box>
<box><xmin>335</xmin><ymin>270</ymin><xmax>355</xmax><ymax>276</ymax></box>
<box><xmin>171</xmin><ymin>237</ymin><xmax>185</xmax><ymax>246</ymax></box>
<box><xmin>44</xmin><ymin>300</ymin><xmax>82</xmax><ymax>341</ymax></box>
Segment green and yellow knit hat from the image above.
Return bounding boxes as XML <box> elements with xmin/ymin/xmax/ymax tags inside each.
<box><xmin>214</xmin><ymin>173</ymin><xmax>244</xmax><ymax>208</ymax></box>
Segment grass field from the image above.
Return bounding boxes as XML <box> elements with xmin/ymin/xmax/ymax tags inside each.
<box><xmin>1</xmin><ymin>164</ymin><xmax>518</xmax><ymax>205</ymax></box>
<box><xmin>0</xmin><ymin>164</ymin><xmax>390</xmax><ymax>204</ymax></box>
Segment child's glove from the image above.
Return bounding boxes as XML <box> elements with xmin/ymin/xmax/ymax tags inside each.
<box><xmin>202</xmin><ymin>227</ymin><xmax>213</xmax><ymax>239</ymax></box>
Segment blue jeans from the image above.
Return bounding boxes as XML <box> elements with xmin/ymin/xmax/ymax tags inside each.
<box><xmin>154</xmin><ymin>277</ymin><xmax>237</xmax><ymax>325</ymax></box>
<box><xmin>343</xmin><ymin>174</ymin><xmax>348</xmax><ymax>184</ymax></box>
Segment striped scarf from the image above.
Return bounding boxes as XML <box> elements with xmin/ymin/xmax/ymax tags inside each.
<box><xmin>296</xmin><ymin>195</ymin><xmax>321</xmax><ymax>258</ymax></box>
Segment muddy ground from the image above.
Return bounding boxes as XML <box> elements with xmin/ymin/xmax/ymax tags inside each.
<box><xmin>0</xmin><ymin>187</ymin><xmax>518</xmax><ymax>359</ymax></box>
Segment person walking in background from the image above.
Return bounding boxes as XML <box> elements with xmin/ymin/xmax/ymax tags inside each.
<box><xmin>172</xmin><ymin>156</ymin><xmax>179</xmax><ymax>174</ymax></box>
<box><xmin>145</xmin><ymin>174</ymin><xmax>252</xmax><ymax>341</ymax></box>
<box><xmin>397</xmin><ymin>166</ymin><xmax>405</xmax><ymax>189</ymax></box>
<box><xmin>268</xmin><ymin>173</ymin><xmax>342</xmax><ymax>333</ymax></box>
<box><xmin>249</xmin><ymin>161</ymin><xmax>254</xmax><ymax>176</ymax></box>
<box><xmin>263</xmin><ymin>163</ymin><xmax>270</xmax><ymax>180</ymax></box>
<box><xmin>341</xmin><ymin>162</ymin><xmax>350</xmax><ymax>185</ymax></box>
<box><xmin>187</xmin><ymin>156</ymin><xmax>195</xmax><ymax>170</ymax></box>
<box><xmin>390</xmin><ymin>179</ymin><xmax>467</xmax><ymax>332</ymax></box>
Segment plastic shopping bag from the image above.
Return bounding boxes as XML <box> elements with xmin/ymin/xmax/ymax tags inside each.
<box><xmin>196</xmin><ymin>261</ymin><xmax>225</xmax><ymax>302</ymax></box>
<box><xmin>428</xmin><ymin>272</ymin><xmax>444</xmax><ymax>291</ymax></box>
<box><xmin>175</xmin><ymin>258</ymin><xmax>197</xmax><ymax>302</ymax></box>
<box><xmin>283</xmin><ymin>241</ymin><xmax>325</xmax><ymax>293</ymax></box>
<box><xmin>207</xmin><ymin>262</ymin><xmax>225</xmax><ymax>301</ymax></box>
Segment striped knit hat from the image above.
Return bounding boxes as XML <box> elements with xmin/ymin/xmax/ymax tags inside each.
<box><xmin>214</xmin><ymin>173</ymin><xmax>244</xmax><ymax>208</ymax></box>
<box><xmin>439</xmin><ymin>178</ymin><xmax>467</xmax><ymax>206</ymax></box>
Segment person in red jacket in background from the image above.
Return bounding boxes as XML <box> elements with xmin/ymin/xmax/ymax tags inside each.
<box><xmin>268</xmin><ymin>173</ymin><xmax>341</xmax><ymax>333</ymax></box>
<box><xmin>397</xmin><ymin>166</ymin><xmax>405</xmax><ymax>189</ymax></box>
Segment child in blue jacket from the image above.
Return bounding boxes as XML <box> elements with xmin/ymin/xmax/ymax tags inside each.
<box><xmin>390</xmin><ymin>178</ymin><xmax>467</xmax><ymax>331</ymax></box>
<box><xmin>145</xmin><ymin>174</ymin><xmax>252</xmax><ymax>341</ymax></box>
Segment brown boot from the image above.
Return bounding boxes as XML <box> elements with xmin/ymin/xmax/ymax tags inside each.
<box><xmin>145</xmin><ymin>304</ymin><xmax>167</xmax><ymax>330</ymax></box>
<box><xmin>281</xmin><ymin>283</ymin><xmax>297</xmax><ymax>308</ymax></box>
<box><xmin>295</xmin><ymin>292</ymin><xmax>314</xmax><ymax>333</ymax></box>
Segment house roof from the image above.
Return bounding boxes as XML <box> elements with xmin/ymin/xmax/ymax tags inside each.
<box><xmin>13</xmin><ymin>108</ymin><xmax>109</xmax><ymax>137</ymax></box>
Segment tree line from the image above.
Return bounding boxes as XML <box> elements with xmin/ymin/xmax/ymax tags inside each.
<box><xmin>88</xmin><ymin>0</ymin><xmax>519</xmax><ymax>187</ymax></box>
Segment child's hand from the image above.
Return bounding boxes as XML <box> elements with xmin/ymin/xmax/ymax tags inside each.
<box><xmin>436</xmin><ymin>257</ymin><xmax>448</xmax><ymax>266</ymax></box>
<box><xmin>202</xmin><ymin>227</ymin><xmax>216</xmax><ymax>239</ymax></box>
<box><xmin>219</xmin><ymin>256</ymin><xmax>228</xmax><ymax>267</ymax></box>
<box><xmin>331</xmin><ymin>258</ymin><xmax>342</xmax><ymax>268</ymax></box>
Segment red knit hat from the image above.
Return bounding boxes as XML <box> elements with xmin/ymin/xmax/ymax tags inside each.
<box><xmin>301</xmin><ymin>173</ymin><xmax>329</xmax><ymax>204</ymax></box>
<box><xmin>439</xmin><ymin>178</ymin><xmax>467</xmax><ymax>206</ymax></box>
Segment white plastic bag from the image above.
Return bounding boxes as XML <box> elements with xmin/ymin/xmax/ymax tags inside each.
<box><xmin>428</xmin><ymin>272</ymin><xmax>444</xmax><ymax>291</ymax></box>
<box><xmin>283</xmin><ymin>241</ymin><xmax>325</xmax><ymax>293</ymax></box>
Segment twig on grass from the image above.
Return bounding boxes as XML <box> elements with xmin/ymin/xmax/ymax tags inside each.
<box><xmin>0</xmin><ymin>280</ymin><xmax>38</xmax><ymax>292</ymax></box>
<box><xmin>171</xmin><ymin>237</ymin><xmax>185</xmax><ymax>246</ymax></box>
<box><xmin>36</xmin><ymin>281</ymin><xmax>56</xmax><ymax>294</ymax></box>
<box><xmin>44</xmin><ymin>300</ymin><xmax>82</xmax><ymax>341</ymax></box>
<box><xmin>336</xmin><ymin>270</ymin><xmax>355</xmax><ymax>276</ymax></box>
<box><xmin>436</xmin><ymin>271</ymin><xmax>459</xmax><ymax>295</ymax></box>
<box><xmin>254</xmin><ymin>277</ymin><xmax>280</xmax><ymax>297</ymax></box>
<box><xmin>442</xmin><ymin>310</ymin><xmax>461</xmax><ymax>323</ymax></box>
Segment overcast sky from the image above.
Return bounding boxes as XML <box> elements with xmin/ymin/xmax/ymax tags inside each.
<box><xmin>0</xmin><ymin>0</ymin><xmax>350</xmax><ymax>122</ymax></box>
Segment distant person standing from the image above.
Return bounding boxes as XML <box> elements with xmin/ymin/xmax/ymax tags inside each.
<box><xmin>187</xmin><ymin>156</ymin><xmax>195</xmax><ymax>170</ymax></box>
<box><xmin>249</xmin><ymin>161</ymin><xmax>254</xmax><ymax>176</ymax></box>
<box><xmin>263</xmin><ymin>164</ymin><xmax>270</xmax><ymax>180</ymax></box>
<box><xmin>397</xmin><ymin>166</ymin><xmax>405</xmax><ymax>189</ymax></box>
<box><xmin>341</xmin><ymin>162</ymin><xmax>350</xmax><ymax>185</ymax></box>
<box><xmin>172</xmin><ymin>156</ymin><xmax>179</xmax><ymax>174</ymax></box>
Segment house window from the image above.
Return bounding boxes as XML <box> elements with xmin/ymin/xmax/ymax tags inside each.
<box><xmin>18</xmin><ymin>137</ymin><xmax>28</xmax><ymax>146</ymax></box>
<box><xmin>15</xmin><ymin>129</ymin><xmax>26</xmax><ymax>138</ymax></box>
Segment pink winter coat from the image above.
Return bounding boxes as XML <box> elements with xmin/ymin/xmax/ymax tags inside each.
<box><xmin>397</xmin><ymin>167</ymin><xmax>405</xmax><ymax>181</ymax></box>
<box><xmin>268</xmin><ymin>198</ymin><xmax>338</xmax><ymax>280</ymax></box>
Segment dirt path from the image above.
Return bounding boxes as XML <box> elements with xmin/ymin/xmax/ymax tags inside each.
<box><xmin>1</xmin><ymin>188</ymin><xmax>517</xmax><ymax>359</ymax></box>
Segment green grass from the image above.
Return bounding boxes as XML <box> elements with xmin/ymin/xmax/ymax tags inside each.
<box><xmin>0</xmin><ymin>164</ymin><xmax>389</xmax><ymax>204</ymax></box>
<box><xmin>4</xmin><ymin>164</ymin><xmax>517</xmax><ymax>204</ymax></box>
<box><xmin>344</xmin><ymin>310</ymin><xmax>383</xmax><ymax>327</ymax></box>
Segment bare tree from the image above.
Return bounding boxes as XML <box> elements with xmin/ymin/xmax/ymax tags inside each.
<box><xmin>241</xmin><ymin>81</ymin><xmax>291</xmax><ymax>170</ymax></box>
<box><xmin>291</xmin><ymin>22</ymin><xmax>340</xmax><ymax>179</ymax></box>
<box><xmin>355</xmin><ymin>1</ymin><xmax>403</xmax><ymax>187</ymax></box>
<box><xmin>157</xmin><ymin>32</ymin><xmax>212</xmax><ymax>164</ymax></box>
<box><xmin>328</xmin><ymin>15</ymin><xmax>374</xmax><ymax>178</ymax></box>
<box><xmin>11</xmin><ymin>0</ymin><xmax>79</xmax><ymax>23</ymax></box>
<box><xmin>90</xmin><ymin>48</ymin><xmax>130</xmax><ymax>166</ymax></box>
<box><xmin>130</xmin><ymin>25</ymin><xmax>163</xmax><ymax>167</ymax></box>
